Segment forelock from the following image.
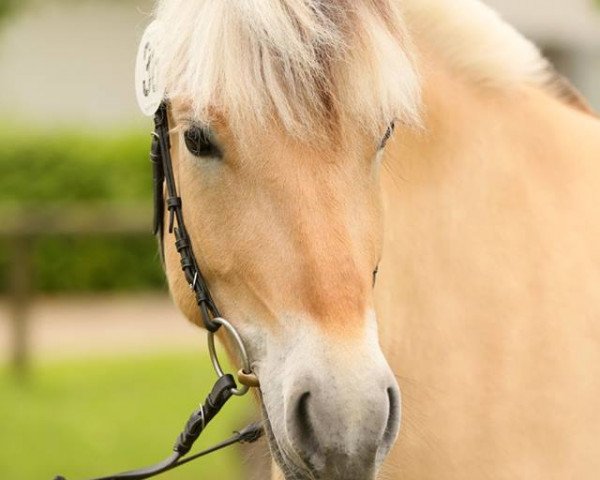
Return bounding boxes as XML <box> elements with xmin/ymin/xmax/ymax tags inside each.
<box><xmin>154</xmin><ymin>0</ymin><xmax>422</xmax><ymax>143</ymax></box>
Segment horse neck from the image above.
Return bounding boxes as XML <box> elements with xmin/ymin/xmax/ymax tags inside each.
<box><xmin>375</xmin><ymin>57</ymin><xmax>600</xmax><ymax>479</ymax></box>
<box><xmin>376</xmin><ymin>50</ymin><xmax>600</xmax><ymax>359</ymax></box>
<box><xmin>383</xmin><ymin>54</ymin><xmax>600</xmax><ymax>204</ymax></box>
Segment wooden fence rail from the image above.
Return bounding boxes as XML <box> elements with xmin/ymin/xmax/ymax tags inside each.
<box><xmin>0</xmin><ymin>203</ymin><xmax>152</xmax><ymax>376</ymax></box>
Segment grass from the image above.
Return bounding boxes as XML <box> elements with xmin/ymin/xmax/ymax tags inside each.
<box><xmin>0</xmin><ymin>352</ymin><xmax>257</xmax><ymax>480</ymax></box>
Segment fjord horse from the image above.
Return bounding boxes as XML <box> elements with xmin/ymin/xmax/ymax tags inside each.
<box><xmin>152</xmin><ymin>0</ymin><xmax>600</xmax><ymax>478</ymax></box>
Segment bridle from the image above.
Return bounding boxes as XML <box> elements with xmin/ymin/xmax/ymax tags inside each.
<box><xmin>54</xmin><ymin>101</ymin><xmax>263</xmax><ymax>480</ymax></box>
<box><xmin>151</xmin><ymin>102</ymin><xmax>221</xmax><ymax>334</ymax></box>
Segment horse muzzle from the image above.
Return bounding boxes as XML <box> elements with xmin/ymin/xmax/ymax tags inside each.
<box><xmin>256</xmin><ymin>320</ymin><xmax>401</xmax><ymax>480</ymax></box>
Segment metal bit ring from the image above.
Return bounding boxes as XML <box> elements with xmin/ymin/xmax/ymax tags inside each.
<box><xmin>207</xmin><ymin>317</ymin><xmax>252</xmax><ymax>396</ymax></box>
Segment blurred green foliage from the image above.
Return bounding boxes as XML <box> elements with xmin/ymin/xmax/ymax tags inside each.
<box><xmin>0</xmin><ymin>131</ymin><xmax>151</xmax><ymax>203</ymax></box>
<box><xmin>32</xmin><ymin>237</ymin><xmax>164</xmax><ymax>292</ymax></box>
<box><xmin>0</xmin><ymin>0</ymin><xmax>13</xmax><ymax>20</ymax></box>
<box><xmin>0</xmin><ymin>0</ymin><xmax>139</xmax><ymax>20</ymax></box>
<box><xmin>0</xmin><ymin>129</ymin><xmax>165</xmax><ymax>293</ymax></box>
<box><xmin>0</xmin><ymin>352</ymin><xmax>254</xmax><ymax>479</ymax></box>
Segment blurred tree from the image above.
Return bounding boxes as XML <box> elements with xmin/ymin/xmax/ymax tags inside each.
<box><xmin>0</xmin><ymin>129</ymin><xmax>166</xmax><ymax>293</ymax></box>
<box><xmin>0</xmin><ymin>0</ymin><xmax>141</xmax><ymax>22</ymax></box>
<box><xmin>0</xmin><ymin>0</ymin><xmax>14</xmax><ymax>20</ymax></box>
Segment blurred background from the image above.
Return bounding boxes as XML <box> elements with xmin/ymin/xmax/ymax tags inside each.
<box><xmin>0</xmin><ymin>0</ymin><xmax>598</xmax><ymax>479</ymax></box>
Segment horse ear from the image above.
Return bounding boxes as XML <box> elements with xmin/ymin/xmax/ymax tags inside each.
<box><xmin>549</xmin><ymin>70</ymin><xmax>597</xmax><ymax>117</ymax></box>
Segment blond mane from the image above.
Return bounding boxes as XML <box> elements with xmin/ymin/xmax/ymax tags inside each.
<box><xmin>154</xmin><ymin>0</ymin><xmax>570</xmax><ymax>141</ymax></box>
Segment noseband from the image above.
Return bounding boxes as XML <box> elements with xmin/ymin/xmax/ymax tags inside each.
<box><xmin>54</xmin><ymin>102</ymin><xmax>263</xmax><ymax>480</ymax></box>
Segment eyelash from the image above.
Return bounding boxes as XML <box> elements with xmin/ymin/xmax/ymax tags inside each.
<box><xmin>379</xmin><ymin>122</ymin><xmax>396</xmax><ymax>150</ymax></box>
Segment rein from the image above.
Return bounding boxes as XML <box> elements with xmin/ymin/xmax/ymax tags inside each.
<box><xmin>54</xmin><ymin>102</ymin><xmax>263</xmax><ymax>480</ymax></box>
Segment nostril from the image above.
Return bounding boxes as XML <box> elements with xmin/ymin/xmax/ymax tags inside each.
<box><xmin>382</xmin><ymin>387</ymin><xmax>401</xmax><ymax>447</ymax></box>
<box><xmin>291</xmin><ymin>391</ymin><xmax>319</xmax><ymax>458</ymax></box>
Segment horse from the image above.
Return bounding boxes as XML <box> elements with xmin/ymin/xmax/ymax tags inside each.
<box><xmin>151</xmin><ymin>0</ymin><xmax>600</xmax><ymax>478</ymax></box>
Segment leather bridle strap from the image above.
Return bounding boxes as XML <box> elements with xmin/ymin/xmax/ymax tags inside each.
<box><xmin>53</xmin><ymin>102</ymin><xmax>264</xmax><ymax>480</ymax></box>
<box><xmin>150</xmin><ymin>101</ymin><xmax>221</xmax><ymax>332</ymax></box>
<box><xmin>53</xmin><ymin>375</ymin><xmax>264</xmax><ymax>480</ymax></box>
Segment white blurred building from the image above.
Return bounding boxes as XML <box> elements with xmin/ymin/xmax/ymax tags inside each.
<box><xmin>0</xmin><ymin>0</ymin><xmax>153</xmax><ymax>129</ymax></box>
<box><xmin>0</xmin><ymin>0</ymin><xmax>598</xmax><ymax>129</ymax></box>
<box><xmin>486</xmin><ymin>0</ymin><xmax>600</xmax><ymax>108</ymax></box>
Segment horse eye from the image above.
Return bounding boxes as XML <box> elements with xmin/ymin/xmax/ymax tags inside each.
<box><xmin>372</xmin><ymin>266</ymin><xmax>379</xmax><ymax>287</ymax></box>
<box><xmin>183</xmin><ymin>126</ymin><xmax>221</xmax><ymax>158</ymax></box>
<box><xmin>379</xmin><ymin>122</ymin><xmax>395</xmax><ymax>150</ymax></box>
